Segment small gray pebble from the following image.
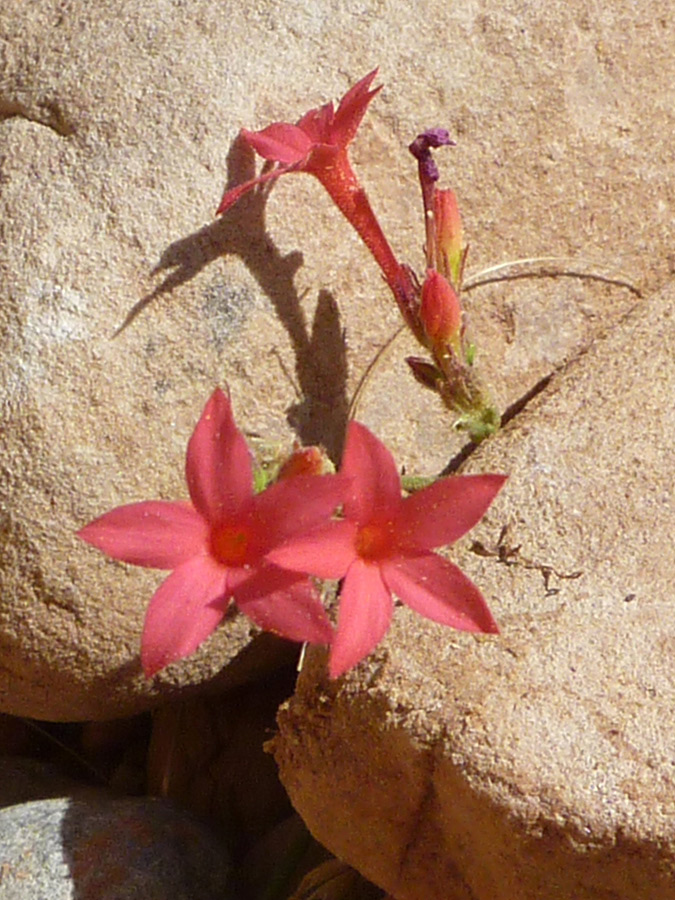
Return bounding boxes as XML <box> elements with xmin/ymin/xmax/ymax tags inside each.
<box><xmin>0</xmin><ymin>796</ymin><xmax>231</xmax><ymax>900</ymax></box>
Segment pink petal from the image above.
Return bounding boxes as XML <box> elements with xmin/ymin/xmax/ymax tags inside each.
<box><xmin>242</xmin><ymin>123</ymin><xmax>315</xmax><ymax>165</ymax></box>
<box><xmin>185</xmin><ymin>388</ymin><xmax>253</xmax><ymax>524</ymax></box>
<box><xmin>216</xmin><ymin>166</ymin><xmax>286</xmax><ymax>215</ymax></box>
<box><xmin>341</xmin><ymin>422</ymin><xmax>402</xmax><ymax>524</ymax></box>
<box><xmin>396</xmin><ymin>474</ymin><xmax>507</xmax><ymax>551</ymax></box>
<box><xmin>141</xmin><ymin>555</ymin><xmax>229</xmax><ymax>676</ymax></box>
<box><xmin>296</xmin><ymin>101</ymin><xmax>335</xmax><ymax>145</ymax></box>
<box><xmin>267</xmin><ymin>520</ymin><xmax>358</xmax><ymax>580</ymax></box>
<box><xmin>78</xmin><ymin>501</ymin><xmax>208</xmax><ymax>569</ymax></box>
<box><xmin>329</xmin><ymin>558</ymin><xmax>393</xmax><ymax>678</ymax></box>
<box><xmin>330</xmin><ymin>69</ymin><xmax>381</xmax><ymax>149</ymax></box>
<box><xmin>381</xmin><ymin>553</ymin><xmax>499</xmax><ymax>634</ymax></box>
<box><xmin>235</xmin><ymin>563</ymin><xmax>333</xmax><ymax>644</ymax></box>
<box><xmin>251</xmin><ymin>473</ymin><xmax>348</xmax><ymax>550</ymax></box>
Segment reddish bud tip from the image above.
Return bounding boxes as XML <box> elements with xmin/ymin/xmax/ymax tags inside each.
<box><xmin>277</xmin><ymin>446</ymin><xmax>327</xmax><ymax>480</ymax></box>
<box><xmin>420</xmin><ymin>270</ymin><xmax>462</xmax><ymax>347</ymax></box>
<box><xmin>433</xmin><ymin>189</ymin><xmax>464</xmax><ymax>287</ymax></box>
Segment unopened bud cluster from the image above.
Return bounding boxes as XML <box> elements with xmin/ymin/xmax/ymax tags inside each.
<box><xmin>406</xmin><ymin>130</ymin><xmax>500</xmax><ymax>443</ymax></box>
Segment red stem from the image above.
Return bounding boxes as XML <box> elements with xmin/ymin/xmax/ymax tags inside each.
<box><xmin>311</xmin><ymin>151</ymin><xmax>419</xmax><ymax>333</ymax></box>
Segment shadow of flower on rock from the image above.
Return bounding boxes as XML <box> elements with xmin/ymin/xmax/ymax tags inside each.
<box><xmin>117</xmin><ymin>137</ymin><xmax>348</xmax><ymax>462</ymax></box>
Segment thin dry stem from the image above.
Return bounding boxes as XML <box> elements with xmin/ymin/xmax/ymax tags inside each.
<box><xmin>463</xmin><ymin>256</ymin><xmax>642</xmax><ymax>297</ymax></box>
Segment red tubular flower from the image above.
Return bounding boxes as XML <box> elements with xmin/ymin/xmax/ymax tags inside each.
<box><xmin>420</xmin><ymin>269</ymin><xmax>462</xmax><ymax>348</ymax></box>
<box><xmin>269</xmin><ymin>422</ymin><xmax>506</xmax><ymax>678</ymax></box>
<box><xmin>217</xmin><ymin>70</ymin><xmax>418</xmax><ymax>329</ymax></box>
<box><xmin>78</xmin><ymin>389</ymin><xmax>345</xmax><ymax>676</ymax></box>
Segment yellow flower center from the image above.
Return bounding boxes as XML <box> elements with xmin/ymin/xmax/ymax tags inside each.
<box><xmin>210</xmin><ymin>523</ymin><xmax>251</xmax><ymax>567</ymax></box>
<box><xmin>355</xmin><ymin>521</ymin><xmax>394</xmax><ymax>561</ymax></box>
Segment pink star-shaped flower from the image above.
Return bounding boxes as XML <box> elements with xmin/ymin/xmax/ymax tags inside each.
<box><xmin>78</xmin><ymin>389</ymin><xmax>344</xmax><ymax>676</ymax></box>
<box><xmin>269</xmin><ymin>422</ymin><xmax>506</xmax><ymax>678</ymax></box>
<box><xmin>217</xmin><ymin>70</ymin><xmax>380</xmax><ymax>212</ymax></box>
<box><xmin>217</xmin><ymin>70</ymin><xmax>414</xmax><ymax>316</ymax></box>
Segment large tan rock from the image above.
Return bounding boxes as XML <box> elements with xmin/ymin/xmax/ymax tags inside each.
<box><xmin>273</xmin><ymin>280</ymin><xmax>675</xmax><ymax>899</ymax></box>
<box><xmin>0</xmin><ymin>0</ymin><xmax>671</xmax><ymax>718</ymax></box>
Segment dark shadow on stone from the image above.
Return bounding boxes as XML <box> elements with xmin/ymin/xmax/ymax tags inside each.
<box><xmin>59</xmin><ymin>796</ymin><xmax>231</xmax><ymax>900</ymax></box>
<box><xmin>285</xmin><ymin>288</ymin><xmax>349</xmax><ymax>462</ymax></box>
<box><xmin>116</xmin><ymin>137</ymin><xmax>348</xmax><ymax>462</ymax></box>
<box><xmin>101</xmin><ymin>628</ymin><xmax>301</xmax><ymax>707</ymax></box>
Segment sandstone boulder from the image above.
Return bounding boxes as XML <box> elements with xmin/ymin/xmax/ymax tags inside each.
<box><xmin>273</xmin><ymin>280</ymin><xmax>675</xmax><ymax>900</ymax></box>
<box><xmin>0</xmin><ymin>0</ymin><xmax>671</xmax><ymax>718</ymax></box>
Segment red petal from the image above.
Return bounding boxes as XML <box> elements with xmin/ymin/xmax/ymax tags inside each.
<box><xmin>267</xmin><ymin>520</ymin><xmax>357</xmax><ymax>580</ymax></box>
<box><xmin>396</xmin><ymin>474</ymin><xmax>507</xmax><ymax>551</ymax></box>
<box><xmin>216</xmin><ymin>166</ymin><xmax>286</xmax><ymax>215</ymax></box>
<box><xmin>78</xmin><ymin>501</ymin><xmax>208</xmax><ymax>569</ymax></box>
<box><xmin>235</xmin><ymin>564</ymin><xmax>333</xmax><ymax>644</ymax></box>
<box><xmin>341</xmin><ymin>422</ymin><xmax>401</xmax><ymax>523</ymax></box>
<box><xmin>381</xmin><ymin>553</ymin><xmax>499</xmax><ymax>633</ymax></box>
<box><xmin>329</xmin><ymin>558</ymin><xmax>393</xmax><ymax>678</ymax></box>
<box><xmin>251</xmin><ymin>473</ymin><xmax>348</xmax><ymax>550</ymax></box>
<box><xmin>296</xmin><ymin>101</ymin><xmax>335</xmax><ymax>144</ymax></box>
<box><xmin>185</xmin><ymin>388</ymin><xmax>253</xmax><ymax>524</ymax></box>
<box><xmin>242</xmin><ymin>124</ymin><xmax>314</xmax><ymax>165</ymax></box>
<box><xmin>330</xmin><ymin>69</ymin><xmax>381</xmax><ymax>148</ymax></box>
<box><xmin>141</xmin><ymin>556</ymin><xmax>229</xmax><ymax>676</ymax></box>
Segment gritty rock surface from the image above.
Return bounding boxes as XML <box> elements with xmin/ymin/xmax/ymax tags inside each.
<box><xmin>0</xmin><ymin>794</ymin><xmax>231</xmax><ymax>900</ymax></box>
<box><xmin>0</xmin><ymin>0</ymin><xmax>672</xmax><ymax>719</ymax></box>
<box><xmin>273</xmin><ymin>280</ymin><xmax>675</xmax><ymax>900</ymax></box>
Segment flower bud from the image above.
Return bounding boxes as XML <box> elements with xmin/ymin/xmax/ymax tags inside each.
<box><xmin>406</xmin><ymin>356</ymin><xmax>443</xmax><ymax>392</ymax></box>
<box><xmin>433</xmin><ymin>189</ymin><xmax>464</xmax><ymax>288</ymax></box>
<box><xmin>277</xmin><ymin>445</ymin><xmax>327</xmax><ymax>480</ymax></box>
<box><xmin>420</xmin><ymin>270</ymin><xmax>461</xmax><ymax>347</ymax></box>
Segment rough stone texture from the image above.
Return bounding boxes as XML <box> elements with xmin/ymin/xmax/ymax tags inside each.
<box><xmin>1</xmin><ymin>0</ymin><xmax>672</xmax><ymax>719</ymax></box>
<box><xmin>0</xmin><ymin>794</ymin><xmax>231</xmax><ymax>900</ymax></box>
<box><xmin>273</xmin><ymin>280</ymin><xmax>675</xmax><ymax>900</ymax></box>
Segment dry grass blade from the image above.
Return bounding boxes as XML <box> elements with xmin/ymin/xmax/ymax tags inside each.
<box><xmin>463</xmin><ymin>256</ymin><xmax>642</xmax><ymax>297</ymax></box>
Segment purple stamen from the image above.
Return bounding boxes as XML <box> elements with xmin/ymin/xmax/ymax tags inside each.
<box><xmin>409</xmin><ymin>129</ymin><xmax>456</xmax><ymax>182</ymax></box>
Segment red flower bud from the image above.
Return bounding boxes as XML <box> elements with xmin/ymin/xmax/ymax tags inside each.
<box><xmin>277</xmin><ymin>446</ymin><xmax>326</xmax><ymax>480</ymax></box>
<box><xmin>433</xmin><ymin>189</ymin><xmax>464</xmax><ymax>287</ymax></box>
<box><xmin>420</xmin><ymin>270</ymin><xmax>461</xmax><ymax>347</ymax></box>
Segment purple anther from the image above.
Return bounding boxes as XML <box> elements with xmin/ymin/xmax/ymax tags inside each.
<box><xmin>409</xmin><ymin>129</ymin><xmax>456</xmax><ymax>182</ymax></box>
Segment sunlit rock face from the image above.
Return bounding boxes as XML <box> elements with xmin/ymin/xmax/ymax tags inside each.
<box><xmin>274</xmin><ymin>281</ymin><xmax>675</xmax><ymax>899</ymax></box>
<box><xmin>0</xmin><ymin>0</ymin><xmax>669</xmax><ymax>735</ymax></box>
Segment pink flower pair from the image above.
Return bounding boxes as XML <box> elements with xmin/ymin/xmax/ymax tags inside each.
<box><xmin>80</xmin><ymin>390</ymin><xmax>505</xmax><ymax>679</ymax></box>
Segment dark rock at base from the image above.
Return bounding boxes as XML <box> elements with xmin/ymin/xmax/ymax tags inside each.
<box><xmin>0</xmin><ymin>795</ymin><xmax>231</xmax><ymax>900</ymax></box>
<box><xmin>0</xmin><ymin>756</ymin><xmax>106</xmax><ymax>810</ymax></box>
